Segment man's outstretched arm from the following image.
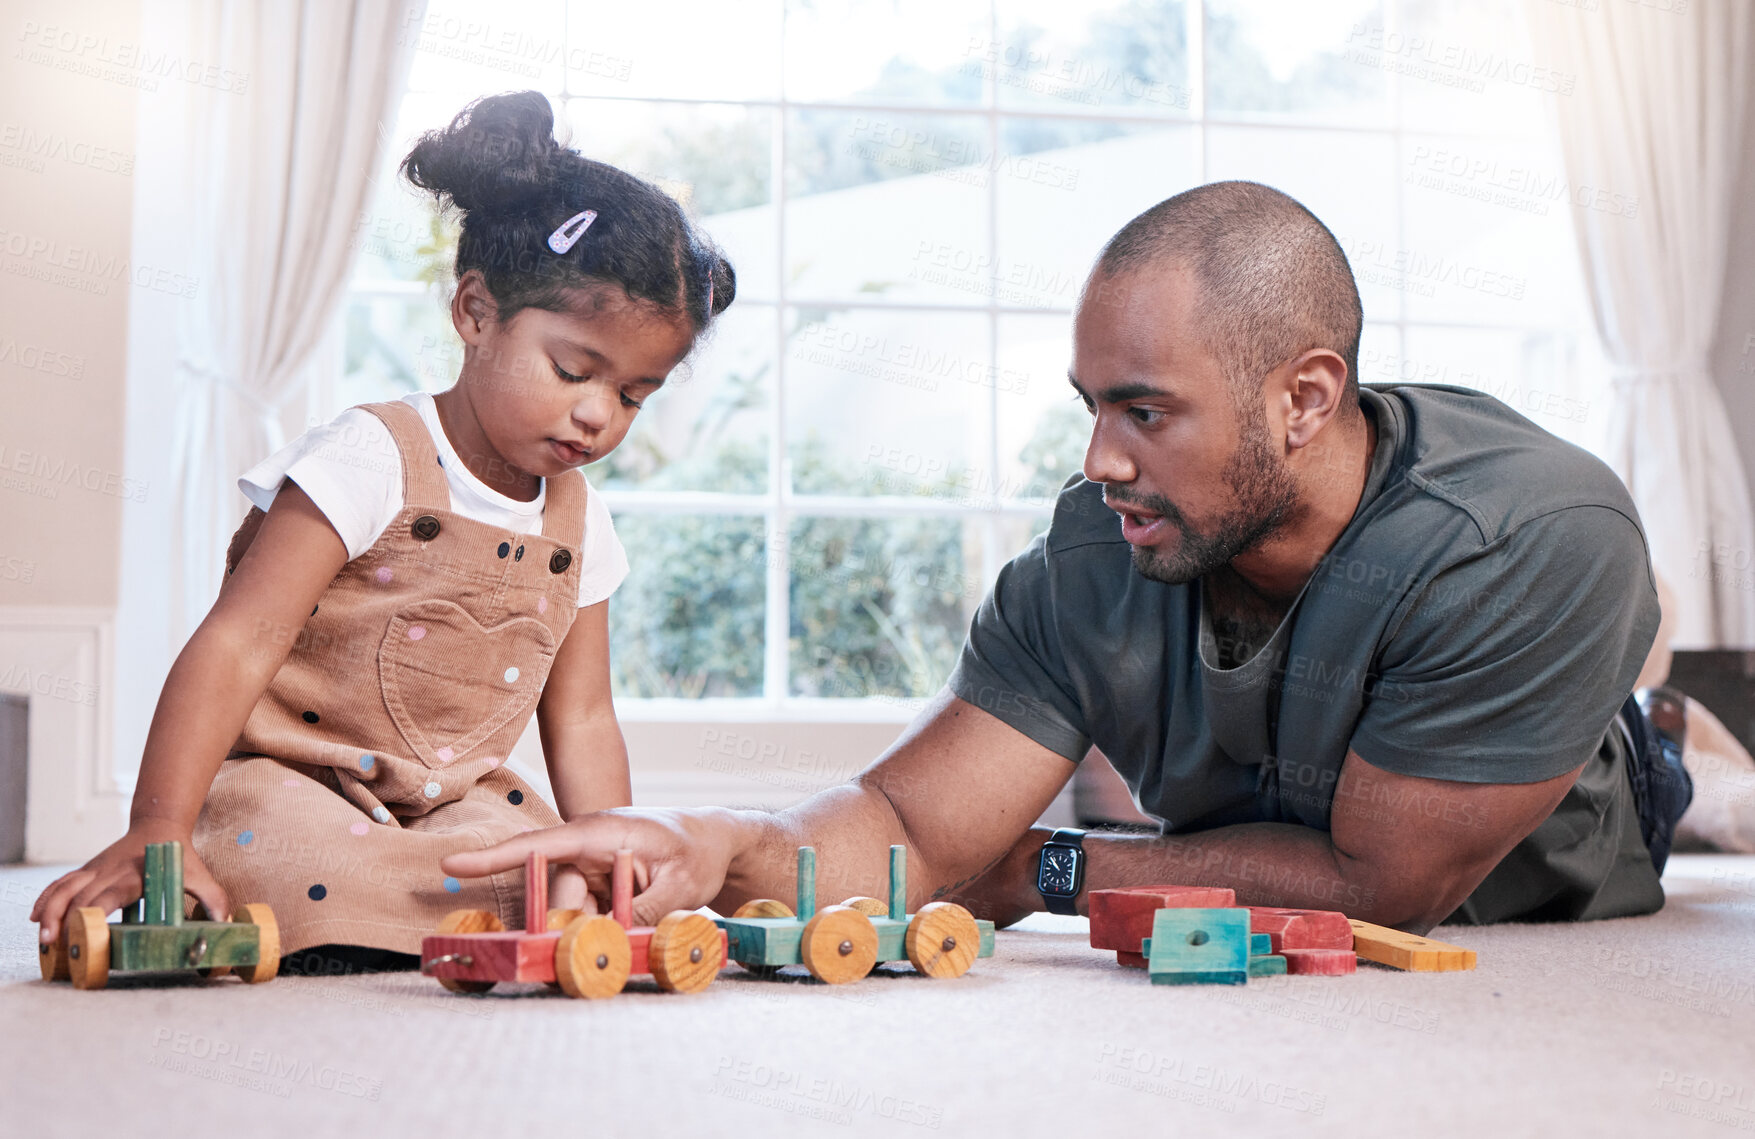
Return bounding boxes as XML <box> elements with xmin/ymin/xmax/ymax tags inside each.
<box><xmin>953</xmin><ymin>746</ymin><xmax>1582</xmax><ymax>934</ymax></box>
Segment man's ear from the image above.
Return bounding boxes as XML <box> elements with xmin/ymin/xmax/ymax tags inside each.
<box><xmin>450</xmin><ymin>270</ymin><xmax>498</xmax><ymax>346</ymax></box>
<box><xmin>1282</xmin><ymin>350</ymin><xmax>1350</xmax><ymax>450</ymax></box>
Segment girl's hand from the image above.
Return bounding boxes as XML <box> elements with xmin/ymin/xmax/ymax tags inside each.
<box><xmin>547</xmin><ymin>862</ymin><xmax>599</xmax><ymax>916</ymax></box>
<box><xmin>30</xmin><ymin>821</ymin><xmax>231</xmax><ymax>945</ymax></box>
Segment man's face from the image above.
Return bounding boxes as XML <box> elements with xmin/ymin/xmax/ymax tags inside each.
<box><xmin>1069</xmin><ymin>264</ymin><xmax>1298</xmax><ymax>585</ymax></box>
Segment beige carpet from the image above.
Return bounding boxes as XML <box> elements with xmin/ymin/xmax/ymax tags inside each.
<box><xmin>5</xmin><ymin>854</ymin><xmax>1755</xmax><ymax>1138</ymax></box>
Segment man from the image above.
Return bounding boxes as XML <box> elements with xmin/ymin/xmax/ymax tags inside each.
<box><xmin>445</xmin><ymin>181</ymin><xmax>1691</xmax><ymax>934</ymax></box>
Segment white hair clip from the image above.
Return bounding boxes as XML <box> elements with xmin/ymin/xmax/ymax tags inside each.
<box><xmin>547</xmin><ymin>208</ymin><xmax>598</xmax><ymax>254</ymax></box>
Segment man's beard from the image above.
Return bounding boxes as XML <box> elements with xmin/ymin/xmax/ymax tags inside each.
<box><xmin>1118</xmin><ymin>406</ymin><xmax>1299</xmax><ymax>586</ymax></box>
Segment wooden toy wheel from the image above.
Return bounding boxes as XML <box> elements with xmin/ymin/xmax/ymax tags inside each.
<box><xmin>839</xmin><ymin>896</ymin><xmax>888</xmax><ymax>917</ymax></box>
<box><xmin>67</xmin><ymin>907</ymin><xmax>110</xmax><ymax>990</ymax></box>
<box><xmin>905</xmin><ymin>902</ymin><xmax>980</xmax><ymax>979</ymax></box>
<box><xmin>234</xmin><ymin>903</ymin><xmax>280</xmax><ymax>984</ymax></box>
<box><xmin>433</xmin><ymin>909</ymin><xmax>502</xmax><ymax>992</ymax></box>
<box><xmin>547</xmin><ymin>908</ymin><xmax>586</xmax><ymax>930</ymax></box>
<box><xmin>799</xmin><ymin>906</ymin><xmax>878</xmax><ymax>985</ymax></box>
<box><xmin>555</xmin><ymin>915</ymin><xmax>630</xmax><ymax>999</ymax></box>
<box><xmin>649</xmin><ymin>912</ymin><xmax>722</xmax><ymax>994</ymax></box>
<box><xmin>38</xmin><ymin>927</ymin><xmax>69</xmax><ymax>982</ymax></box>
<box><xmin>731</xmin><ymin>899</ymin><xmax>794</xmax><ymax>977</ymax></box>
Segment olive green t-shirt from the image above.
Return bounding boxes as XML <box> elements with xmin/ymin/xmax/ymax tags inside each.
<box><xmin>949</xmin><ymin>384</ymin><xmax>1663</xmax><ymax>923</ymax></box>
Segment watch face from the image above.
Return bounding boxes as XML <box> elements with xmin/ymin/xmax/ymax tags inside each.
<box><xmin>1039</xmin><ymin>847</ymin><xmax>1079</xmax><ymax>895</ymax></box>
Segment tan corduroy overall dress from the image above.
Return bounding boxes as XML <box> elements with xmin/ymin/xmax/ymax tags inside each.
<box><xmin>193</xmin><ymin>400</ymin><xmax>583</xmax><ymax>955</ymax></box>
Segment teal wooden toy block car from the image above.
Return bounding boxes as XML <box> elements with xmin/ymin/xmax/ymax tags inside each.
<box><xmin>715</xmin><ymin>845</ymin><xmax>994</xmax><ymax>985</ymax></box>
<box><xmin>39</xmin><ymin>841</ymin><xmax>280</xmax><ymax>989</ymax></box>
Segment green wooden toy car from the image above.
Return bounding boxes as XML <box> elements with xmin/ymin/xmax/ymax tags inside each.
<box><xmin>39</xmin><ymin>841</ymin><xmax>280</xmax><ymax>989</ymax></box>
<box><xmin>716</xmin><ymin>845</ymin><xmax>995</xmax><ymax>984</ymax></box>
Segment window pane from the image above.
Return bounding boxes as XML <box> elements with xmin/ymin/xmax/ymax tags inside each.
<box><xmin>342</xmin><ymin>296</ymin><xmax>455</xmax><ymax>401</ymax></box>
<box><xmin>991</xmin><ymin>0</ymin><xmax>1191</xmax><ymax>114</ymax></box>
<box><xmin>786</xmin><ymin>308</ymin><xmax>991</xmax><ymax>499</ymax></box>
<box><xmin>1398</xmin><ymin>324</ymin><xmax>1601</xmax><ymax>452</ymax></box>
<box><xmin>789</xmin><ymin>516</ymin><xmax>982</xmax><ymax>698</ymax></box>
<box><xmin>563</xmin><ymin>0</ymin><xmax>781</xmax><ymax>101</ymax></box>
<box><xmin>996</xmin><ymin>119</ymin><xmax>1200</xmax><ymax>311</ymax></box>
<box><xmin>1206</xmin><ymin>125</ymin><xmax>1401</xmax><ymax>322</ymax></box>
<box><xmin>997</xmin><ymin>314</ymin><xmax>1085</xmax><ymax>502</ymax></box>
<box><xmin>610</xmin><ymin>515</ymin><xmax>767</xmax><ymax>698</ymax></box>
<box><xmin>562</xmin><ymin>99</ymin><xmax>778</xmax><ymax>302</ymax></box>
<box><xmin>594</xmin><ymin>304</ymin><xmax>774</xmax><ymax>494</ymax></box>
<box><xmin>1205</xmin><ymin>0</ymin><xmax>1388</xmax><ymax>124</ymax></box>
<box><xmin>1395</xmin><ymin>0</ymin><xmax>1555</xmax><ymax>136</ymax></box>
<box><xmin>783</xmin><ymin>0</ymin><xmax>989</xmax><ymax>106</ymax></box>
<box><xmin>786</xmin><ymin>109</ymin><xmax>990</xmax><ymax>304</ymax></box>
<box><xmin>402</xmin><ymin>0</ymin><xmax>568</xmax><ymax>96</ymax></box>
<box><xmin>1401</xmin><ymin>134</ymin><xmax>1594</xmax><ymax>326</ymax></box>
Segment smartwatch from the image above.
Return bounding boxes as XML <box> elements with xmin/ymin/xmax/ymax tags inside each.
<box><xmin>1036</xmin><ymin>827</ymin><xmax>1087</xmax><ymax>915</ymax></box>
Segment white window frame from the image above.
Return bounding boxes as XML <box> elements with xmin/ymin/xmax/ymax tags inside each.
<box><xmin>335</xmin><ymin>0</ymin><xmax>1593</xmax><ymax>725</ymax></box>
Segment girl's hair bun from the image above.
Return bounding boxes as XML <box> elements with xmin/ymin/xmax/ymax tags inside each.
<box><xmin>401</xmin><ymin>91</ymin><xmax>560</xmax><ymax>216</ymax></box>
<box><xmin>402</xmin><ymin>89</ymin><xmax>737</xmax><ymax>340</ymax></box>
<box><xmin>709</xmin><ymin>255</ymin><xmax>737</xmax><ymax>318</ymax></box>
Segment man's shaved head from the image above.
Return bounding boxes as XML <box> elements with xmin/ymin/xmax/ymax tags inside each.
<box><xmin>1095</xmin><ymin>181</ymin><xmax>1363</xmax><ymax>410</ymax></box>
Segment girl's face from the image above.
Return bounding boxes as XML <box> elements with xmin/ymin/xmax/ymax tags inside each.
<box><xmin>448</xmin><ymin>273</ymin><xmax>694</xmax><ymax>494</ymax></box>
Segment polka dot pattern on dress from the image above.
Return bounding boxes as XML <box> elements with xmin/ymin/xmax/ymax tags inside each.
<box><xmin>443</xmin><ymin>877</ymin><xmax>462</xmax><ymax>894</ymax></box>
<box><xmin>407</xmin><ymin>625</ymin><xmax>426</xmax><ymax>641</ymax></box>
<box><xmin>302</xmin><ymin>710</ymin><xmax>319</xmax><ymax>724</ymax></box>
<box><xmin>375</xmin><ymin>566</ymin><xmax>392</xmax><ymax>584</ymax></box>
<box><xmin>308</xmin><ymin>884</ymin><xmax>327</xmax><ymax>901</ymax></box>
<box><xmin>537</xmin><ymin>596</ymin><xmax>548</xmax><ymax>614</ymax></box>
<box><xmin>503</xmin><ymin>667</ymin><xmax>519</xmax><ymax>684</ymax></box>
<box><xmin>424</xmin><ymin>781</ymin><xmax>442</xmax><ymax>799</ymax></box>
<box><xmin>435</xmin><ymin>746</ymin><xmax>454</xmax><ymax>762</ymax></box>
<box><xmin>371</xmin><ymin>806</ymin><xmax>391</xmax><ymax>824</ymax></box>
<box><xmin>236</xmin><ymin>830</ymin><xmax>254</xmax><ymax>846</ymax></box>
<box><xmin>507</xmin><ymin>789</ymin><xmax>524</xmax><ymax>805</ymax></box>
<box><xmin>349</xmin><ymin>821</ymin><xmax>369</xmax><ymax>836</ymax></box>
<box><xmin>358</xmin><ymin>754</ymin><xmax>375</xmax><ymax>772</ymax></box>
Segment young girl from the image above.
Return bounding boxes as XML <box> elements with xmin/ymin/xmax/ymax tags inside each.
<box><xmin>32</xmin><ymin>90</ymin><xmax>735</xmax><ymax>968</ymax></box>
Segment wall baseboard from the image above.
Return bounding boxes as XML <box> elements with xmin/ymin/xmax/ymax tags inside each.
<box><xmin>0</xmin><ymin>606</ymin><xmax>125</xmax><ymax>862</ymax></box>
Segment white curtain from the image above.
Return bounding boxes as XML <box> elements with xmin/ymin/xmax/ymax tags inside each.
<box><xmin>167</xmin><ymin>0</ymin><xmax>424</xmax><ymax>640</ymax></box>
<box><xmin>1526</xmin><ymin>0</ymin><xmax>1755</xmax><ymax>647</ymax></box>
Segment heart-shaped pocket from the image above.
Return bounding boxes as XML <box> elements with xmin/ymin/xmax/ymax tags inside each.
<box><xmin>379</xmin><ymin>599</ymin><xmax>557</xmax><ymax>768</ymax></box>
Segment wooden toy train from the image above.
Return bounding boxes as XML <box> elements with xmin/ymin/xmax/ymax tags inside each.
<box><xmin>421</xmin><ymin>848</ymin><xmax>726</xmax><ymax>997</ymax></box>
<box><xmin>716</xmin><ymin>845</ymin><xmax>995</xmax><ymax>984</ymax></box>
<box><xmin>38</xmin><ymin>841</ymin><xmax>280</xmax><ymax>989</ymax></box>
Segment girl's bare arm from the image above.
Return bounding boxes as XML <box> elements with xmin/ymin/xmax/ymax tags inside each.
<box><xmin>535</xmin><ymin>599</ymin><xmax>631</xmax><ymax>818</ymax></box>
<box><xmin>32</xmin><ymin>479</ymin><xmax>349</xmax><ymax>940</ymax></box>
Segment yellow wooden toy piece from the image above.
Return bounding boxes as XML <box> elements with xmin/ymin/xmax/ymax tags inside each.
<box><xmin>839</xmin><ymin>896</ymin><xmax>889</xmax><ymax>917</ymax></box>
<box><xmin>904</xmin><ymin>902</ymin><xmax>981</xmax><ymax>979</ymax></box>
<box><xmin>798</xmin><ymin>905</ymin><xmax>878</xmax><ymax>985</ymax></box>
<box><xmin>39</xmin><ymin>929</ymin><xmax>70</xmax><ymax>982</ymax></box>
<box><xmin>648</xmin><ymin>912</ymin><xmax>721</xmax><ymax>994</ymax></box>
<box><xmin>732</xmin><ymin>898</ymin><xmax>795</xmax><ymax>919</ymax></box>
<box><xmin>555</xmin><ymin>914</ymin><xmax>631</xmax><ymax>999</ymax></box>
<box><xmin>233</xmin><ymin>903</ymin><xmax>281</xmax><ymax>984</ymax></box>
<box><xmin>67</xmin><ymin>907</ymin><xmax>110</xmax><ymax>990</ymax></box>
<box><xmin>434</xmin><ymin>909</ymin><xmax>502</xmax><ymax>992</ymax></box>
<box><xmin>1349</xmin><ymin>919</ymin><xmax>1476</xmax><ymax>971</ymax></box>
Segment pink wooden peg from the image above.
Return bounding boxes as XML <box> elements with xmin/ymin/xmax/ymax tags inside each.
<box><xmin>611</xmin><ymin>849</ymin><xmax>634</xmax><ymax>930</ymax></box>
<box><xmin>525</xmin><ymin>851</ymin><xmax>549</xmax><ymax>934</ymax></box>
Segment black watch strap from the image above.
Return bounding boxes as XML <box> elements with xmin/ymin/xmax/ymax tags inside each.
<box><xmin>1039</xmin><ymin>827</ymin><xmax>1087</xmax><ymax>916</ymax></box>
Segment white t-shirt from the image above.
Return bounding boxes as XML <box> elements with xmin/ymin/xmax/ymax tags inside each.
<box><xmin>237</xmin><ymin>391</ymin><xmax>628</xmax><ymax>608</ymax></box>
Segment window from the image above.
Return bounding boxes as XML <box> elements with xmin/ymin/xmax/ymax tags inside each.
<box><xmin>330</xmin><ymin>0</ymin><xmax>1605</xmax><ymax>717</ymax></box>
